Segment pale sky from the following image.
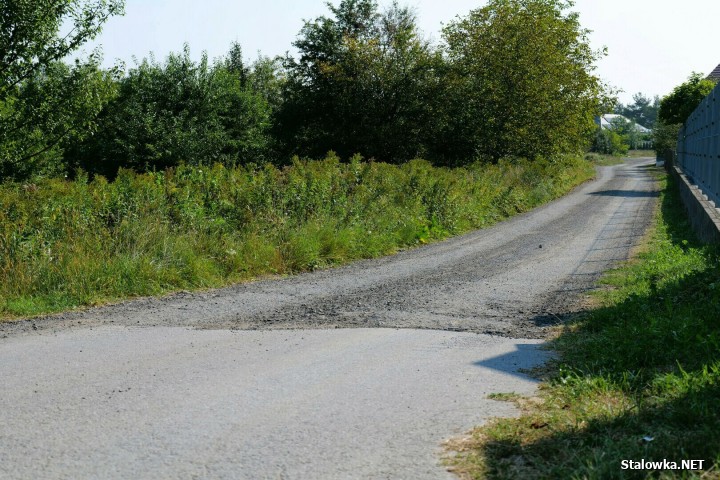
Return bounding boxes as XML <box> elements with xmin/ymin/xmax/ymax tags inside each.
<box><xmin>80</xmin><ymin>0</ymin><xmax>720</xmax><ymax>104</ymax></box>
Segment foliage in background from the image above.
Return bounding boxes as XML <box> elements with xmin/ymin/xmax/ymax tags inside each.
<box><xmin>0</xmin><ymin>58</ymin><xmax>118</xmax><ymax>180</ymax></box>
<box><xmin>610</xmin><ymin>116</ymin><xmax>651</xmax><ymax>150</ymax></box>
<box><xmin>0</xmin><ymin>0</ymin><xmax>125</xmax><ymax>181</ymax></box>
<box><xmin>69</xmin><ymin>45</ymin><xmax>275</xmax><ymax>178</ymax></box>
<box><xmin>653</xmin><ymin>121</ymin><xmax>682</xmax><ymax>161</ymax></box>
<box><xmin>0</xmin><ymin>154</ymin><xmax>593</xmax><ymax>317</ymax></box>
<box><xmin>615</xmin><ymin>93</ymin><xmax>660</xmax><ymax>129</ymax></box>
<box><xmin>278</xmin><ymin>0</ymin><xmax>441</xmax><ymax>163</ymax></box>
<box><xmin>447</xmin><ymin>173</ymin><xmax>720</xmax><ymax>479</ymax></box>
<box><xmin>277</xmin><ymin>0</ymin><xmax>611</xmax><ymax>165</ymax></box>
<box><xmin>590</xmin><ymin>126</ymin><xmax>629</xmax><ymax>156</ymax></box>
<box><xmin>0</xmin><ymin>0</ymin><xmax>611</xmax><ymax>179</ymax></box>
<box><xmin>440</xmin><ymin>0</ymin><xmax>609</xmax><ymax>163</ymax></box>
<box><xmin>653</xmin><ymin>73</ymin><xmax>716</xmax><ymax>160</ymax></box>
<box><xmin>658</xmin><ymin>73</ymin><xmax>716</xmax><ymax>126</ymax></box>
<box><xmin>591</xmin><ymin>97</ymin><xmax>658</xmax><ymax>156</ymax></box>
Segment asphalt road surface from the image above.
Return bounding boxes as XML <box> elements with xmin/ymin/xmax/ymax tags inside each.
<box><xmin>0</xmin><ymin>159</ymin><xmax>659</xmax><ymax>479</ymax></box>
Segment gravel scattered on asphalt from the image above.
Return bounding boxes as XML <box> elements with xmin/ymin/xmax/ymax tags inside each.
<box><xmin>1</xmin><ymin>159</ymin><xmax>659</xmax><ymax>339</ymax></box>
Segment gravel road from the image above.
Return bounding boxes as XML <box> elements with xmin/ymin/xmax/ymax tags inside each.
<box><xmin>0</xmin><ymin>159</ymin><xmax>658</xmax><ymax>479</ymax></box>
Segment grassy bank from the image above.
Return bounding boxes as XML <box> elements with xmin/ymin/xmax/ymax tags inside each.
<box><xmin>0</xmin><ymin>154</ymin><xmax>593</xmax><ymax>318</ymax></box>
<box><xmin>584</xmin><ymin>149</ymin><xmax>656</xmax><ymax>167</ymax></box>
<box><xmin>626</xmin><ymin>149</ymin><xmax>656</xmax><ymax>158</ymax></box>
<box><xmin>447</xmin><ymin>172</ymin><xmax>720</xmax><ymax>478</ymax></box>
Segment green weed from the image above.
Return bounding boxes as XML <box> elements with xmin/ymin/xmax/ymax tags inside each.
<box><xmin>448</xmin><ymin>172</ymin><xmax>720</xmax><ymax>479</ymax></box>
<box><xmin>0</xmin><ymin>154</ymin><xmax>594</xmax><ymax>318</ymax></box>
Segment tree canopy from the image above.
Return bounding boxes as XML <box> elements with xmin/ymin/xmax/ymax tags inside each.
<box><xmin>70</xmin><ymin>46</ymin><xmax>275</xmax><ymax>177</ymax></box>
<box><xmin>616</xmin><ymin>93</ymin><xmax>660</xmax><ymax>128</ymax></box>
<box><xmin>658</xmin><ymin>73</ymin><xmax>716</xmax><ymax>125</ymax></box>
<box><xmin>0</xmin><ymin>0</ymin><xmax>125</xmax><ymax>180</ymax></box>
<box><xmin>0</xmin><ymin>0</ymin><xmax>124</xmax><ymax>96</ymax></box>
<box><xmin>278</xmin><ymin>0</ymin><xmax>441</xmax><ymax>162</ymax></box>
<box><xmin>653</xmin><ymin>73</ymin><xmax>717</xmax><ymax>157</ymax></box>
<box><xmin>441</xmin><ymin>0</ymin><xmax>609</xmax><ymax>162</ymax></box>
<box><xmin>0</xmin><ymin>0</ymin><xmax>612</xmax><ymax>180</ymax></box>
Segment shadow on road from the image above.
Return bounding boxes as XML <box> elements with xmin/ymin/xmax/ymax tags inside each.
<box><xmin>589</xmin><ymin>189</ymin><xmax>660</xmax><ymax>198</ymax></box>
<box><xmin>467</xmin><ymin>171</ymin><xmax>720</xmax><ymax>477</ymax></box>
<box><xmin>471</xmin><ymin>343</ymin><xmax>547</xmax><ymax>380</ymax></box>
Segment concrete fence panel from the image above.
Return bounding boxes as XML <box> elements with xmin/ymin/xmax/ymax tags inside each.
<box><xmin>676</xmin><ymin>81</ymin><xmax>720</xmax><ymax>242</ymax></box>
<box><xmin>677</xmin><ymin>82</ymin><xmax>720</xmax><ymax>207</ymax></box>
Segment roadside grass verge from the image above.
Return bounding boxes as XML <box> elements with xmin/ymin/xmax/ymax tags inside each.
<box><xmin>0</xmin><ymin>153</ymin><xmax>594</xmax><ymax>318</ymax></box>
<box><xmin>447</xmin><ymin>171</ymin><xmax>720</xmax><ymax>479</ymax></box>
<box><xmin>585</xmin><ymin>150</ymin><xmax>654</xmax><ymax>167</ymax></box>
<box><xmin>584</xmin><ymin>152</ymin><xmax>626</xmax><ymax>166</ymax></box>
<box><xmin>627</xmin><ymin>149</ymin><xmax>656</xmax><ymax>158</ymax></box>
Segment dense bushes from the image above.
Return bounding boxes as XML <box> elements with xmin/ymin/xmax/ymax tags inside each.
<box><xmin>277</xmin><ymin>1</ymin><xmax>442</xmax><ymax>162</ymax></box>
<box><xmin>590</xmin><ymin>127</ymin><xmax>629</xmax><ymax>156</ymax></box>
<box><xmin>440</xmin><ymin>0</ymin><xmax>608</xmax><ymax>163</ymax></box>
<box><xmin>654</xmin><ymin>73</ymin><xmax>717</xmax><ymax>159</ymax></box>
<box><xmin>278</xmin><ymin>0</ymin><xmax>607</xmax><ymax>165</ymax></box>
<box><xmin>1</xmin><ymin>0</ymin><xmax>608</xmax><ymax>181</ymax></box>
<box><xmin>0</xmin><ymin>58</ymin><xmax>118</xmax><ymax>180</ymax></box>
<box><xmin>0</xmin><ymin>0</ymin><xmax>124</xmax><ymax>181</ymax></box>
<box><xmin>0</xmin><ymin>154</ymin><xmax>593</xmax><ymax>316</ymax></box>
<box><xmin>68</xmin><ymin>46</ymin><xmax>275</xmax><ymax>178</ymax></box>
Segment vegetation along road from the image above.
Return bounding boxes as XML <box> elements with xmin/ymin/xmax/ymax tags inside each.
<box><xmin>0</xmin><ymin>158</ymin><xmax>658</xmax><ymax>479</ymax></box>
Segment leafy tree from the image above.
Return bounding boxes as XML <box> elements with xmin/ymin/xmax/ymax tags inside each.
<box><xmin>591</xmin><ymin>128</ymin><xmax>628</xmax><ymax>156</ymax></box>
<box><xmin>72</xmin><ymin>46</ymin><xmax>274</xmax><ymax>177</ymax></box>
<box><xmin>609</xmin><ymin>116</ymin><xmax>642</xmax><ymax>149</ymax></box>
<box><xmin>655</xmin><ymin>73</ymin><xmax>716</xmax><ymax>158</ymax></box>
<box><xmin>658</xmin><ymin>73</ymin><xmax>715</xmax><ymax>125</ymax></box>
<box><xmin>0</xmin><ymin>0</ymin><xmax>125</xmax><ymax>180</ymax></box>
<box><xmin>0</xmin><ymin>58</ymin><xmax>118</xmax><ymax>180</ymax></box>
<box><xmin>223</xmin><ymin>41</ymin><xmax>251</xmax><ymax>91</ymax></box>
<box><xmin>616</xmin><ymin>93</ymin><xmax>659</xmax><ymax>128</ymax></box>
<box><xmin>249</xmin><ymin>56</ymin><xmax>281</xmax><ymax>99</ymax></box>
<box><xmin>0</xmin><ymin>0</ymin><xmax>124</xmax><ymax>97</ymax></box>
<box><xmin>278</xmin><ymin>0</ymin><xmax>441</xmax><ymax>162</ymax></box>
<box><xmin>652</xmin><ymin>121</ymin><xmax>681</xmax><ymax>160</ymax></box>
<box><xmin>441</xmin><ymin>0</ymin><xmax>610</xmax><ymax>162</ymax></box>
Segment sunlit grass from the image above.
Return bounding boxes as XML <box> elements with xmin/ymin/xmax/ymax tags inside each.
<box><xmin>0</xmin><ymin>153</ymin><xmax>594</xmax><ymax>318</ymax></box>
<box><xmin>447</xmin><ymin>172</ymin><xmax>720</xmax><ymax>479</ymax></box>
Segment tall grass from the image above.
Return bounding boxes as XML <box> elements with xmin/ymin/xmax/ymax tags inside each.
<box><xmin>0</xmin><ymin>153</ymin><xmax>593</xmax><ymax>317</ymax></box>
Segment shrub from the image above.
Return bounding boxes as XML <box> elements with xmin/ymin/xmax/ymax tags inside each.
<box><xmin>0</xmin><ymin>154</ymin><xmax>594</xmax><ymax>317</ymax></box>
